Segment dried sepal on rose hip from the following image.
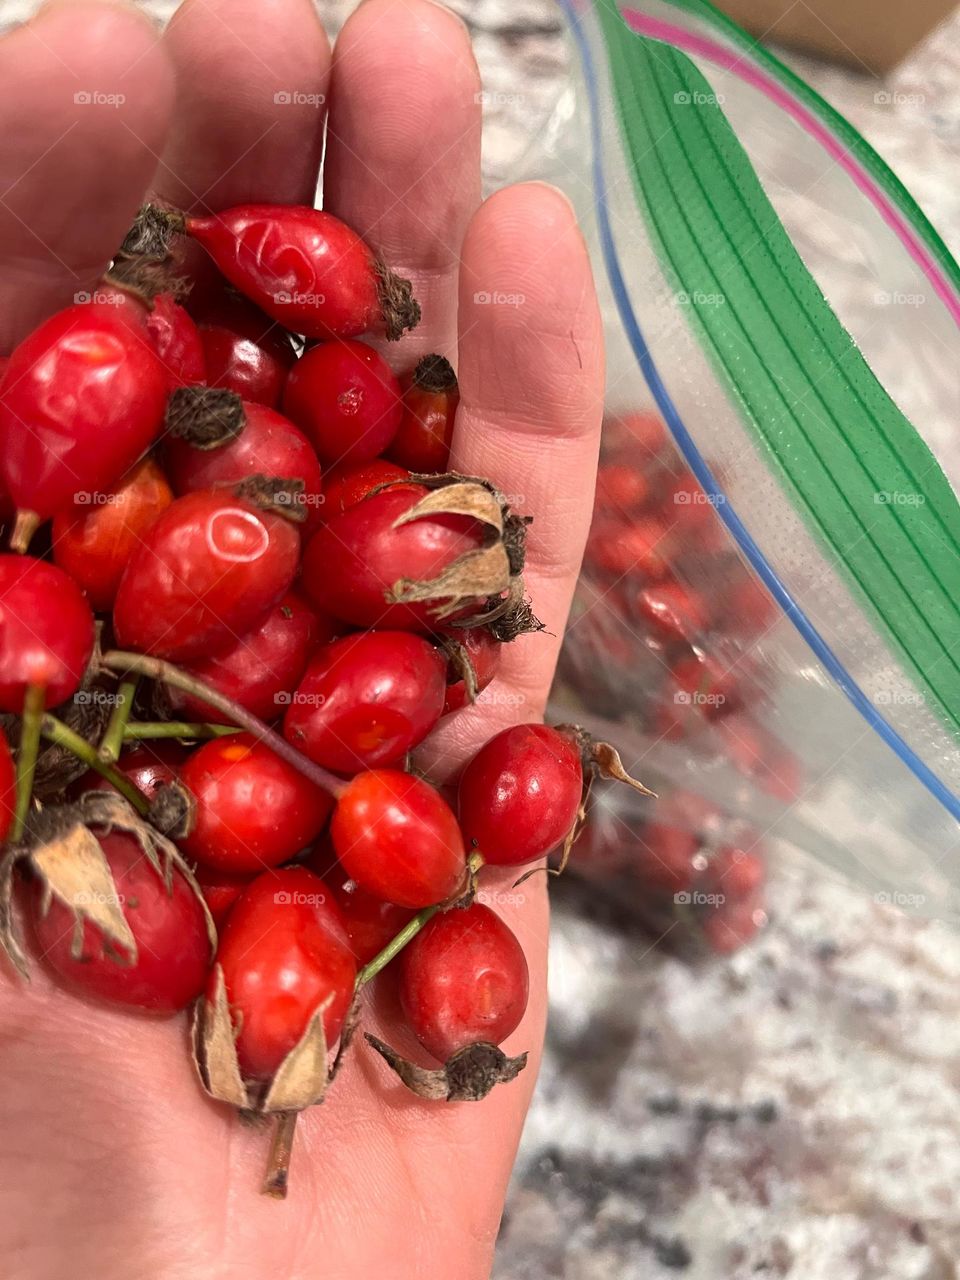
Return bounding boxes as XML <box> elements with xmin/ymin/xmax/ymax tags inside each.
<box><xmin>0</xmin><ymin>793</ymin><xmax>215</xmax><ymax>1012</ymax></box>
<box><xmin>192</xmin><ymin>868</ymin><xmax>357</xmax><ymax>1194</ymax></box>
<box><xmin>383</xmin><ymin>472</ymin><xmax>542</xmax><ymax>640</ymax></box>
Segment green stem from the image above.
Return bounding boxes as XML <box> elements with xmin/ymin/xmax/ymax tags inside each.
<box><xmin>124</xmin><ymin>721</ymin><xmax>241</xmax><ymax>741</ymax></box>
<box><xmin>40</xmin><ymin>715</ymin><xmax>150</xmax><ymax>817</ymax></box>
<box><xmin>100</xmin><ymin>650</ymin><xmax>346</xmax><ymax>799</ymax></box>
<box><xmin>355</xmin><ymin>907</ymin><xmax>440</xmax><ymax>988</ymax></box>
<box><xmin>11</xmin><ymin>684</ymin><xmax>45</xmax><ymax>842</ymax></box>
<box><xmin>355</xmin><ymin>852</ymin><xmax>485</xmax><ymax>989</ymax></box>
<box><xmin>98</xmin><ymin>677</ymin><xmax>139</xmax><ymax>764</ymax></box>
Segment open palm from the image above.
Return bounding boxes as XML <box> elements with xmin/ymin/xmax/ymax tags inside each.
<box><xmin>0</xmin><ymin>1</ymin><xmax>603</xmax><ymax>1277</ymax></box>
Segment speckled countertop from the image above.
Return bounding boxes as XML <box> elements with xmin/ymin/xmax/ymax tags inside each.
<box><xmin>6</xmin><ymin>1</ymin><xmax>960</xmax><ymax>1275</ymax></box>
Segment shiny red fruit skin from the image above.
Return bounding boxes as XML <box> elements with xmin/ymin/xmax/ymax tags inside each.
<box><xmin>283</xmin><ymin>631</ymin><xmax>446</xmax><ymax>774</ymax></box>
<box><xmin>70</xmin><ymin>742</ymin><xmax>187</xmax><ymax>802</ymax></box>
<box><xmin>399</xmin><ymin>903</ymin><xmax>529</xmax><ymax>1062</ymax></box>
<box><xmin>386</xmin><ymin>364</ymin><xmax>459</xmax><ymax>472</ymax></box>
<box><xmin>179</xmin><ymin>734</ymin><xmax>333</xmax><ymax>874</ymax></box>
<box><xmin>113</xmin><ymin>489</ymin><xmax>300</xmax><ymax>662</ymax></box>
<box><xmin>194</xmin><ymin>291</ymin><xmax>295</xmax><ymax>408</ymax></box>
<box><xmin>669</xmin><ymin>651</ymin><xmax>744</xmax><ymax>721</ymax></box>
<box><xmin>166</xmin><ymin>592</ymin><xmax>330</xmax><ymax>723</ymax></box>
<box><xmin>51</xmin><ymin>457</ymin><xmax>173</xmax><ymax>610</ymax></box>
<box><xmin>30</xmin><ymin>829</ymin><xmax>211</xmax><ymax>1014</ymax></box>
<box><xmin>145</xmin><ymin>293</ymin><xmax>206</xmax><ymax>388</ymax></box>
<box><xmin>596</xmin><ymin>461</ymin><xmax>650</xmax><ymax>513</ymax></box>
<box><xmin>187</xmin><ymin>205</ymin><xmax>383</xmax><ymax>339</ymax></box>
<box><xmin>196</xmin><ymin>866</ymin><xmax>254</xmax><ymax>930</ymax></box>
<box><xmin>702</xmin><ymin>898</ymin><xmax>765</xmax><ymax>954</ymax></box>
<box><xmin>635</xmin><ymin>580</ymin><xmax>708</xmax><ymax>645</ymax></box>
<box><xmin>0</xmin><ymin>728</ymin><xmax>14</xmax><ymax>844</ymax></box>
<box><xmin>637</xmin><ymin>821</ymin><xmax>701</xmax><ymax>894</ymax></box>
<box><xmin>458</xmin><ymin>724</ymin><xmax>583</xmax><ymax>868</ymax></box>
<box><xmin>213</xmin><ymin>866</ymin><xmax>357</xmax><ymax>1079</ymax></box>
<box><xmin>441</xmin><ymin>626</ymin><xmax>501</xmax><ymax>715</ymax></box>
<box><xmin>331</xmin><ymin>769</ymin><xmax>466</xmax><ymax>908</ymax></box>
<box><xmin>283</xmin><ymin>339</ymin><xmax>402</xmax><ymax>466</ymax></box>
<box><xmin>0</xmin><ymin>556</ymin><xmax>94</xmax><ymax>711</ymax></box>
<box><xmin>321</xmin><ymin>458</ymin><xmax>411</xmax><ymax>518</ymax></box>
<box><xmin>326</xmin><ymin>877</ymin><xmax>416</xmax><ymax>966</ymax></box>
<box><xmin>302</xmin><ymin>485</ymin><xmax>484</xmax><ymax>632</ymax></box>
<box><xmin>0</xmin><ymin>305</ymin><xmax>168</xmax><ymax>521</ymax></box>
<box><xmin>586</xmin><ymin>516</ymin><xmax>670</xmax><ymax>581</ymax></box>
<box><xmin>165</xmin><ymin>401</ymin><xmax>324</xmax><ymax>532</ymax></box>
<box><xmin>701</xmin><ymin>846</ymin><xmax>766</xmax><ymax>902</ymax></box>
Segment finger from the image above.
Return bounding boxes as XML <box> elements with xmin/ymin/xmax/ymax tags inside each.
<box><xmin>425</xmin><ymin>182</ymin><xmax>605</xmax><ymax>767</ymax></box>
<box><xmin>154</xmin><ymin>0</ymin><xmax>330</xmax><ymax>215</ymax></box>
<box><xmin>324</xmin><ymin>0</ymin><xmax>482</xmax><ymax>366</ymax></box>
<box><xmin>0</xmin><ymin>1</ymin><xmax>175</xmax><ymax>351</ymax></box>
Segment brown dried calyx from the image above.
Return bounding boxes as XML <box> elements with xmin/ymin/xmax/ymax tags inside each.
<box><xmin>517</xmin><ymin>727</ymin><xmax>657</xmax><ymax>884</ymax></box>
<box><xmin>0</xmin><ymin>793</ymin><xmax>215</xmax><ymax>980</ymax></box>
<box><xmin>119</xmin><ymin>202</ymin><xmax>187</xmax><ymax>259</ymax></box>
<box><xmin>364</xmin><ymin>1035</ymin><xmax>527</xmax><ymax>1101</ymax></box>
<box><xmin>412</xmin><ymin>353</ymin><xmax>457</xmax><ymax>394</ymax></box>
<box><xmin>382</xmin><ymin>473</ymin><xmax>543</xmax><ymax>641</ymax></box>
<box><xmin>376</xmin><ymin>259</ymin><xmax>421</xmax><ymax>341</ymax></box>
<box><xmin>194</xmin><ymin>978</ymin><xmax>361</xmax><ymax>1117</ymax></box>
<box><xmin>165</xmin><ymin>387</ymin><xmax>246</xmax><ymax>450</ymax></box>
<box><xmin>103</xmin><ymin>252</ymin><xmax>188</xmax><ymax>309</ymax></box>
<box><xmin>234</xmin><ymin>474</ymin><xmax>307</xmax><ymax>524</ymax></box>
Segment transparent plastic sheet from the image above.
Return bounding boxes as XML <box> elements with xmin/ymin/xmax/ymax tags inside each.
<box><xmin>512</xmin><ymin>0</ymin><xmax>960</xmax><ymax>926</ymax></box>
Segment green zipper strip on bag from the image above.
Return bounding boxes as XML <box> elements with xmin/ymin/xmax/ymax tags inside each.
<box><xmin>663</xmin><ymin>0</ymin><xmax>960</xmax><ymax>299</ymax></box>
<box><xmin>595</xmin><ymin>0</ymin><xmax>960</xmax><ymax>738</ymax></box>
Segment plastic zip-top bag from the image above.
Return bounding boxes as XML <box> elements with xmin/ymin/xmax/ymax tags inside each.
<box><xmin>512</xmin><ymin>0</ymin><xmax>960</xmax><ymax>932</ymax></box>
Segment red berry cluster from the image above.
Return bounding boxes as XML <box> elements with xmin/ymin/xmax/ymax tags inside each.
<box><xmin>561</xmin><ymin>409</ymin><xmax>804</xmax><ymax>952</ymax></box>
<box><xmin>0</xmin><ymin>200</ymin><xmax>650</xmax><ymax>1196</ymax></box>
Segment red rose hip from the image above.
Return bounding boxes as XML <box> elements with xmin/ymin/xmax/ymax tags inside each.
<box><xmin>283</xmin><ymin>631</ymin><xmax>446</xmax><ymax>774</ymax></box>
<box><xmin>213</xmin><ymin>866</ymin><xmax>357</xmax><ymax>1078</ymax></box>
<box><xmin>399</xmin><ymin>903</ymin><xmax>529</xmax><ymax>1062</ymax></box>
<box><xmin>52</xmin><ymin>458</ymin><xmax>173</xmax><ymax>611</ymax></box>
<box><xmin>30</xmin><ymin>828</ymin><xmax>212</xmax><ymax>1014</ymax></box>
<box><xmin>112</xmin><ymin>489</ymin><xmax>300</xmax><ymax>662</ymax></box>
<box><xmin>0</xmin><ymin>305</ymin><xmax>168</xmax><ymax>545</ymax></box>
<box><xmin>302</xmin><ymin>485</ymin><xmax>486</xmax><ymax>632</ymax></box>
<box><xmin>283</xmin><ymin>339</ymin><xmax>402</xmax><ymax>467</ymax></box>
<box><xmin>184</xmin><ymin>204</ymin><xmax>418</xmax><ymax>341</ymax></box>
<box><xmin>0</xmin><ymin>556</ymin><xmax>95</xmax><ymax>711</ymax></box>
<box><xmin>331</xmin><ymin>770</ymin><xmax>465</xmax><ymax>908</ymax></box>
<box><xmin>386</xmin><ymin>354</ymin><xmax>459</xmax><ymax>473</ymax></box>
<box><xmin>166</xmin><ymin>592</ymin><xmax>329</xmax><ymax>723</ymax></box>
<box><xmin>458</xmin><ymin>724</ymin><xmax>583</xmax><ymax>867</ymax></box>
<box><xmin>179</xmin><ymin>734</ymin><xmax>333</xmax><ymax>874</ymax></box>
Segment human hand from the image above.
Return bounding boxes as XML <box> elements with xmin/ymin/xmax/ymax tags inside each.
<box><xmin>0</xmin><ymin>1</ymin><xmax>603</xmax><ymax>1277</ymax></box>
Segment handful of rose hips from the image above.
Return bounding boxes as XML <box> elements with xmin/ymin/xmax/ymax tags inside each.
<box><xmin>0</xmin><ymin>200</ymin><xmax>651</xmax><ymax>1198</ymax></box>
